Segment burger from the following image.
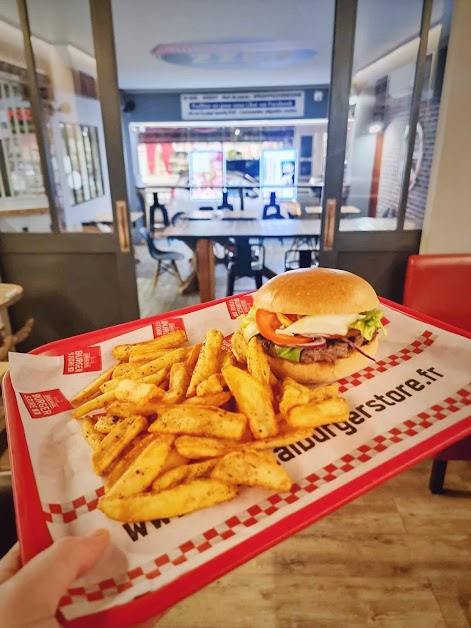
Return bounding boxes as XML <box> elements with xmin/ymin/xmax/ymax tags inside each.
<box><xmin>238</xmin><ymin>267</ymin><xmax>385</xmax><ymax>384</ymax></box>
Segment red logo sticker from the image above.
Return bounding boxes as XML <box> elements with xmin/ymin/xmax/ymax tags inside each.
<box><xmin>152</xmin><ymin>318</ymin><xmax>186</xmax><ymax>338</ymax></box>
<box><xmin>63</xmin><ymin>347</ymin><xmax>102</xmax><ymax>375</ymax></box>
<box><xmin>226</xmin><ymin>295</ymin><xmax>253</xmax><ymax>320</ymax></box>
<box><xmin>20</xmin><ymin>389</ymin><xmax>72</xmax><ymax>419</ymax></box>
<box><xmin>222</xmin><ymin>334</ymin><xmax>233</xmax><ymax>352</ymax></box>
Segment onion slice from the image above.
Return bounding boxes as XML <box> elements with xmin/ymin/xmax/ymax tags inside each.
<box><xmin>343</xmin><ymin>337</ymin><xmax>377</xmax><ymax>362</ymax></box>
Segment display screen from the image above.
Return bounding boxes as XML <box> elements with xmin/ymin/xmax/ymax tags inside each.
<box><xmin>260</xmin><ymin>148</ymin><xmax>297</xmax><ymax>200</ymax></box>
<box><xmin>189</xmin><ymin>150</ymin><xmax>224</xmax><ymax>200</ymax></box>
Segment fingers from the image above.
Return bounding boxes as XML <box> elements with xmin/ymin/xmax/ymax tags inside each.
<box><xmin>10</xmin><ymin>529</ymin><xmax>110</xmax><ymax>616</ymax></box>
<box><xmin>0</xmin><ymin>542</ymin><xmax>21</xmax><ymax>585</ymax></box>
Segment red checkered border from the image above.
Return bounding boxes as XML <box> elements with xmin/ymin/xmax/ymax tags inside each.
<box><xmin>42</xmin><ymin>487</ymin><xmax>105</xmax><ymax>523</ymax></box>
<box><xmin>58</xmin><ymin>383</ymin><xmax>471</xmax><ymax>608</ymax></box>
<box><xmin>44</xmin><ymin>331</ymin><xmax>437</xmax><ymax>524</ymax></box>
<box><xmin>338</xmin><ymin>330</ymin><xmax>436</xmax><ymax>392</ymax></box>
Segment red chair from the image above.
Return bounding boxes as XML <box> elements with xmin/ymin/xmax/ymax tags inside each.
<box><xmin>403</xmin><ymin>254</ymin><xmax>471</xmax><ymax>493</ymax></box>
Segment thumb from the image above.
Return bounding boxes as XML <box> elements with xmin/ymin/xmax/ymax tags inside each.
<box><xmin>11</xmin><ymin>529</ymin><xmax>110</xmax><ymax>615</ymax></box>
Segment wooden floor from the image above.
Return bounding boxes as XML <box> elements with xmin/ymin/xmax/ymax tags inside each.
<box><xmin>158</xmin><ymin>459</ymin><xmax>471</xmax><ymax>628</ymax></box>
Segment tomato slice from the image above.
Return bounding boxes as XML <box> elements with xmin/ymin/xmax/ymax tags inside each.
<box><xmin>256</xmin><ymin>309</ymin><xmax>312</xmax><ymax>345</ymax></box>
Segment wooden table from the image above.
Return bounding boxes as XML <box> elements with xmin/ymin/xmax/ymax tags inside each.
<box><xmin>305</xmin><ymin>204</ymin><xmax>361</xmax><ymax>215</ymax></box>
<box><xmin>163</xmin><ymin>217</ymin><xmax>421</xmax><ymax>302</ymax></box>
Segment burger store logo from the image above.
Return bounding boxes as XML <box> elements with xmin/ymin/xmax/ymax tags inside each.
<box><xmin>226</xmin><ymin>295</ymin><xmax>253</xmax><ymax>320</ymax></box>
<box><xmin>152</xmin><ymin>318</ymin><xmax>186</xmax><ymax>338</ymax></box>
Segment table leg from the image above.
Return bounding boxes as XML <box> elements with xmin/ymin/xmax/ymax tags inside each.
<box><xmin>196</xmin><ymin>238</ymin><xmax>215</xmax><ymax>302</ymax></box>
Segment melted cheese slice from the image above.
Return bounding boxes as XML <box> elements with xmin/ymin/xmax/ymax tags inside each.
<box><xmin>276</xmin><ymin>313</ymin><xmax>364</xmax><ymax>337</ymax></box>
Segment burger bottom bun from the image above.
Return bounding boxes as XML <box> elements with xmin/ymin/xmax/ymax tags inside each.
<box><xmin>267</xmin><ymin>336</ymin><xmax>379</xmax><ymax>385</ymax></box>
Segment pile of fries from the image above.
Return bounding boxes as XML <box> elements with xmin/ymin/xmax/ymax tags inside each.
<box><xmin>70</xmin><ymin>328</ymin><xmax>350</xmax><ymax>522</ymax></box>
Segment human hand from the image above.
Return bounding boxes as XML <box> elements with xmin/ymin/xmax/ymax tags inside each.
<box><xmin>0</xmin><ymin>529</ymin><xmax>110</xmax><ymax>627</ymax></box>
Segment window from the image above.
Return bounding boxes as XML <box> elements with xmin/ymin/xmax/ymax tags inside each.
<box><xmin>60</xmin><ymin>123</ymin><xmax>104</xmax><ymax>205</ymax></box>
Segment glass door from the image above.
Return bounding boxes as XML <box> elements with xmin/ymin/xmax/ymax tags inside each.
<box><xmin>318</xmin><ymin>0</ymin><xmax>453</xmax><ymax>301</ymax></box>
<box><xmin>0</xmin><ymin>0</ymin><xmax>139</xmax><ymax>348</ymax></box>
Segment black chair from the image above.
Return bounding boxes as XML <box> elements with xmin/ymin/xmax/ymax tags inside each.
<box><xmin>149</xmin><ymin>192</ymin><xmax>170</xmax><ymax>235</ymax></box>
<box><xmin>226</xmin><ymin>240</ymin><xmax>264</xmax><ymax>296</ymax></box>
<box><xmin>262</xmin><ymin>192</ymin><xmax>284</xmax><ymax>220</ymax></box>
<box><xmin>139</xmin><ymin>227</ymin><xmax>185</xmax><ymax>292</ymax></box>
<box><xmin>284</xmin><ymin>247</ymin><xmax>319</xmax><ymax>271</ymax></box>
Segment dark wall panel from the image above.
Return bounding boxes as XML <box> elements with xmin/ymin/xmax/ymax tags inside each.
<box><xmin>1</xmin><ymin>252</ymin><xmax>125</xmax><ymax>351</ymax></box>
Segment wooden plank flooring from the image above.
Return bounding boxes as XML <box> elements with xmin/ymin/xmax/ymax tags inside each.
<box><xmin>158</xmin><ymin>460</ymin><xmax>471</xmax><ymax>628</ymax></box>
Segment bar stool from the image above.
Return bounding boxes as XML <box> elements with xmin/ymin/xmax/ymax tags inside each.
<box><xmin>226</xmin><ymin>239</ymin><xmax>264</xmax><ymax>296</ymax></box>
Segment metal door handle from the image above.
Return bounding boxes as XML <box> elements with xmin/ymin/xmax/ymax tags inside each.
<box><xmin>116</xmin><ymin>200</ymin><xmax>131</xmax><ymax>252</ymax></box>
<box><xmin>323</xmin><ymin>198</ymin><xmax>336</xmax><ymax>251</ymax></box>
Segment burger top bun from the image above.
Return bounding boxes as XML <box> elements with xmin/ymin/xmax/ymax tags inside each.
<box><xmin>253</xmin><ymin>267</ymin><xmax>379</xmax><ymax>316</ymax></box>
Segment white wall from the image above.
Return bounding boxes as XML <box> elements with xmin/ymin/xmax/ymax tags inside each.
<box><xmin>421</xmin><ymin>0</ymin><xmax>471</xmax><ymax>253</ymax></box>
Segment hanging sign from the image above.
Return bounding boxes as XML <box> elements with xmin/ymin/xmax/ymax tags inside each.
<box><xmin>181</xmin><ymin>91</ymin><xmax>305</xmax><ymax>121</ymax></box>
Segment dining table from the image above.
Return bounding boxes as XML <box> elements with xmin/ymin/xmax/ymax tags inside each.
<box><xmin>162</xmin><ymin>217</ymin><xmax>421</xmax><ymax>302</ymax></box>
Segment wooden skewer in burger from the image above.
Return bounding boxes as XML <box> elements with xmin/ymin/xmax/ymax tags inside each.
<box><xmin>238</xmin><ymin>267</ymin><xmax>386</xmax><ymax>384</ymax></box>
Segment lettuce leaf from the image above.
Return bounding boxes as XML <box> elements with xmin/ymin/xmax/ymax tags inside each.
<box><xmin>274</xmin><ymin>345</ymin><xmax>303</xmax><ymax>362</ymax></box>
<box><xmin>348</xmin><ymin>308</ymin><xmax>386</xmax><ymax>341</ymax></box>
<box><xmin>240</xmin><ymin>306</ymin><xmax>259</xmax><ymax>342</ymax></box>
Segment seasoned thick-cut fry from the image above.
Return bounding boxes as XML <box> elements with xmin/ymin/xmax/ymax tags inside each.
<box><xmin>241</xmin><ymin>427</ymin><xmax>315</xmax><ymax>451</ymax></box>
<box><xmin>112</xmin><ymin>363</ymin><xmax>135</xmax><ymax>378</ymax></box>
<box><xmin>94</xmin><ymin>414</ymin><xmax>124</xmax><ymax>434</ymax></box>
<box><xmin>182</xmin><ymin>391</ymin><xmax>231</xmax><ymax>407</ymax></box>
<box><xmin>100</xmin><ymin>350</ymin><xmax>186</xmax><ymax>392</ymax></box>
<box><xmin>175</xmin><ymin>435</ymin><xmax>240</xmax><ymax>459</ymax></box>
<box><xmin>73</xmin><ymin>390</ymin><xmax>117</xmax><ymax>420</ymax></box>
<box><xmin>231</xmin><ymin>330</ymin><xmax>248</xmax><ymax>366</ymax></box>
<box><xmin>159</xmin><ymin>447</ymin><xmax>189</xmax><ymax>473</ymax></box>
<box><xmin>279</xmin><ymin>378</ymin><xmax>339</xmax><ymax>418</ymax></box>
<box><xmin>186</xmin><ymin>343</ymin><xmax>202</xmax><ymax>371</ymax></box>
<box><xmin>112</xmin><ymin>330</ymin><xmax>188</xmax><ymax>362</ymax></box>
<box><xmin>220</xmin><ymin>349</ymin><xmax>237</xmax><ymax>370</ymax></box>
<box><xmin>104</xmin><ymin>398</ymin><xmax>165</xmax><ymax>418</ymax></box>
<box><xmin>81</xmin><ymin>416</ymin><xmax>104</xmax><ymax>450</ymax></box>
<box><xmin>196</xmin><ymin>373</ymin><xmax>225</xmax><ymax>397</ymax></box>
<box><xmin>149</xmin><ymin>405</ymin><xmax>247</xmax><ymax>440</ymax></box>
<box><xmin>105</xmin><ymin>434</ymin><xmax>154</xmax><ymax>488</ymax></box>
<box><xmin>286</xmin><ymin>397</ymin><xmax>350</xmax><ymax>428</ymax></box>
<box><xmin>212</xmin><ymin>451</ymin><xmax>292</xmax><ymax>492</ymax></box>
<box><xmin>162</xmin><ymin>362</ymin><xmax>191</xmax><ymax>404</ymax></box>
<box><xmin>99</xmin><ymin>479</ymin><xmax>237</xmax><ymax>522</ymax></box>
<box><xmin>92</xmin><ymin>415</ymin><xmax>148</xmax><ymax>475</ymax></box>
<box><xmin>114</xmin><ymin>379</ymin><xmax>162</xmax><ymax>404</ymax></box>
<box><xmin>223</xmin><ymin>365</ymin><xmax>278</xmax><ymax>439</ymax></box>
<box><xmin>71</xmin><ymin>366</ymin><xmax>115</xmax><ymax>407</ymax></box>
<box><xmin>105</xmin><ymin>436</ymin><xmax>174</xmax><ymax>498</ymax></box>
<box><xmin>247</xmin><ymin>337</ymin><xmax>271</xmax><ymax>385</ymax></box>
<box><xmin>152</xmin><ymin>458</ymin><xmax>218</xmax><ymax>492</ymax></box>
<box><xmin>187</xmin><ymin>329</ymin><xmax>224</xmax><ymax>397</ymax></box>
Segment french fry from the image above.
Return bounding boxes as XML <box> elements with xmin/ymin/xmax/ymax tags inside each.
<box><xmin>220</xmin><ymin>349</ymin><xmax>237</xmax><ymax>370</ymax></box>
<box><xmin>159</xmin><ymin>448</ymin><xmax>189</xmax><ymax>473</ymax></box>
<box><xmin>70</xmin><ymin>366</ymin><xmax>115</xmax><ymax>407</ymax></box>
<box><xmin>186</xmin><ymin>343</ymin><xmax>202</xmax><ymax>371</ymax></box>
<box><xmin>187</xmin><ymin>329</ymin><xmax>224</xmax><ymax>397</ymax></box>
<box><xmin>105</xmin><ymin>436</ymin><xmax>174</xmax><ymax>498</ymax></box>
<box><xmin>223</xmin><ymin>365</ymin><xmax>278</xmax><ymax>439</ymax></box>
<box><xmin>175</xmin><ymin>435</ymin><xmax>240</xmax><ymax>459</ymax></box>
<box><xmin>247</xmin><ymin>337</ymin><xmax>271</xmax><ymax>386</ymax></box>
<box><xmin>149</xmin><ymin>405</ymin><xmax>247</xmax><ymax>440</ymax></box>
<box><xmin>92</xmin><ymin>415</ymin><xmax>148</xmax><ymax>475</ymax></box>
<box><xmin>72</xmin><ymin>390</ymin><xmax>117</xmax><ymax>420</ymax></box>
<box><xmin>286</xmin><ymin>397</ymin><xmax>350</xmax><ymax>428</ymax></box>
<box><xmin>99</xmin><ymin>479</ymin><xmax>237</xmax><ymax>522</ymax></box>
<box><xmin>112</xmin><ymin>363</ymin><xmax>135</xmax><ymax>378</ymax></box>
<box><xmin>152</xmin><ymin>458</ymin><xmax>218</xmax><ymax>492</ymax></box>
<box><xmin>242</xmin><ymin>426</ymin><xmax>314</xmax><ymax>450</ymax></box>
<box><xmin>112</xmin><ymin>330</ymin><xmax>188</xmax><ymax>362</ymax></box>
<box><xmin>279</xmin><ymin>378</ymin><xmax>339</xmax><ymax>418</ymax></box>
<box><xmin>105</xmin><ymin>434</ymin><xmax>155</xmax><ymax>488</ymax></box>
<box><xmin>211</xmin><ymin>451</ymin><xmax>292</xmax><ymax>492</ymax></box>
<box><xmin>182</xmin><ymin>391</ymin><xmax>232</xmax><ymax>407</ymax></box>
<box><xmin>231</xmin><ymin>330</ymin><xmax>248</xmax><ymax>365</ymax></box>
<box><xmin>81</xmin><ymin>416</ymin><xmax>104</xmax><ymax>450</ymax></box>
<box><xmin>196</xmin><ymin>373</ymin><xmax>225</xmax><ymax>397</ymax></box>
<box><xmin>94</xmin><ymin>414</ymin><xmax>124</xmax><ymax>434</ymax></box>
<box><xmin>114</xmin><ymin>379</ymin><xmax>162</xmax><ymax>404</ymax></box>
<box><xmin>162</xmin><ymin>362</ymin><xmax>191</xmax><ymax>404</ymax></box>
<box><xmin>105</xmin><ymin>398</ymin><xmax>166</xmax><ymax>418</ymax></box>
<box><xmin>100</xmin><ymin>350</ymin><xmax>186</xmax><ymax>392</ymax></box>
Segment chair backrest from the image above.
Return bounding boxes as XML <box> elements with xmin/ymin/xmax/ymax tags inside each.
<box><xmin>150</xmin><ymin>194</ymin><xmax>170</xmax><ymax>228</ymax></box>
<box><xmin>140</xmin><ymin>226</ymin><xmax>165</xmax><ymax>260</ymax></box>
<box><xmin>403</xmin><ymin>254</ymin><xmax>471</xmax><ymax>332</ymax></box>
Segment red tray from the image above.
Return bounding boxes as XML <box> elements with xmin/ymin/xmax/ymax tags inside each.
<box><xmin>4</xmin><ymin>295</ymin><xmax>471</xmax><ymax>627</ymax></box>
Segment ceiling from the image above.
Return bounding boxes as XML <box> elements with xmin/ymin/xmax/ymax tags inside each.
<box><xmin>0</xmin><ymin>0</ymin><xmax>451</xmax><ymax>91</ymax></box>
